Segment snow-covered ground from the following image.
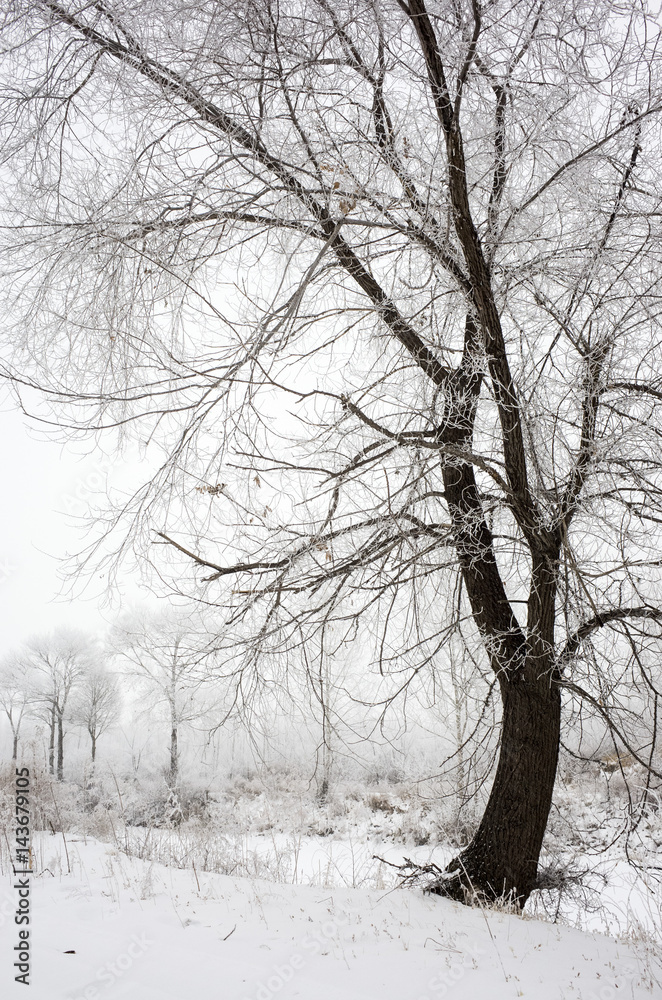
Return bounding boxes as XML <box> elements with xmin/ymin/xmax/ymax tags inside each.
<box><xmin>2</xmin><ymin>834</ymin><xmax>659</xmax><ymax>1000</ymax></box>
<box><xmin>115</xmin><ymin>825</ymin><xmax>662</xmax><ymax>938</ymax></box>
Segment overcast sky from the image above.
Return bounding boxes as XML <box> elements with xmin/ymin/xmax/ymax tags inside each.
<box><xmin>0</xmin><ymin>390</ymin><xmax>143</xmax><ymax>652</ymax></box>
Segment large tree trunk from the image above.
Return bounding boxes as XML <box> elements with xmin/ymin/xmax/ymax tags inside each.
<box><xmin>439</xmin><ymin>675</ymin><xmax>561</xmax><ymax>906</ymax></box>
<box><xmin>12</xmin><ymin>730</ymin><xmax>18</xmax><ymax>760</ymax></box>
<box><xmin>91</xmin><ymin>732</ymin><xmax>97</xmax><ymax>763</ymax></box>
<box><xmin>437</xmin><ymin>342</ymin><xmax>562</xmax><ymax>906</ymax></box>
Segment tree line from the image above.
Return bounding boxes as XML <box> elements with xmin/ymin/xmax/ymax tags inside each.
<box><xmin>0</xmin><ymin>610</ymin><xmax>225</xmax><ymax>784</ymax></box>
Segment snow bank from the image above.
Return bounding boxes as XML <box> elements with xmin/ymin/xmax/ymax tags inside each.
<box><xmin>1</xmin><ymin>834</ymin><xmax>657</xmax><ymax>1000</ymax></box>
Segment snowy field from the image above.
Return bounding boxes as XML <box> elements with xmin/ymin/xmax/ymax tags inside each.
<box><xmin>2</xmin><ymin>833</ymin><xmax>660</xmax><ymax>1000</ymax></box>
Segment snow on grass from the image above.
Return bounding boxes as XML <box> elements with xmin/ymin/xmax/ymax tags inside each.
<box><xmin>1</xmin><ymin>833</ymin><xmax>659</xmax><ymax>1000</ymax></box>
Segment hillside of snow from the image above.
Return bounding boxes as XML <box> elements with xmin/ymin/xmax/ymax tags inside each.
<box><xmin>1</xmin><ymin>834</ymin><xmax>659</xmax><ymax>1000</ymax></box>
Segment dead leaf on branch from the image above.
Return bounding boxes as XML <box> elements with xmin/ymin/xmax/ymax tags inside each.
<box><xmin>194</xmin><ymin>483</ymin><xmax>226</xmax><ymax>496</ymax></box>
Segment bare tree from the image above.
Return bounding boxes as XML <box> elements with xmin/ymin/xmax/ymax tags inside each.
<box><xmin>1</xmin><ymin>0</ymin><xmax>662</xmax><ymax>904</ymax></box>
<box><xmin>112</xmin><ymin>609</ymin><xmax>212</xmax><ymax>786</ymax></box>
<box><xmin>71</xmin><ymin>663</ymin><xmax>121</xmax><ymax>763</ymax></box>
<box><xmin>0</xmin><ymin>656</ymin><xmax>32</xmax><ymax>760</ymax></box>
<box><xmin>23</xmin><ymin>629</ymin><xmax>92</xmax><ymax>780</ymax></box>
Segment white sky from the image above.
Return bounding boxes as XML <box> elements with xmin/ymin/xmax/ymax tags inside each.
<box><xmin>0</xmin><ymin>391</ymin><xmax>141</xmax><ymax>653</ymax></box>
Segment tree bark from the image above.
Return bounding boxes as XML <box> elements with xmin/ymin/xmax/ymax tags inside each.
<box><xmin>57</xmin><ymin>714</ymin><xmax>64</xmax><ymax>781</ymax></box>
<box><xmin>48</xmin><ymin>706</ymin><xmax>56</xmax><ymax>775</ymax></box>
<box><xmin>169</xmin><ymin>722</ymin><xmax>178</xmax><ymax>786</ymax></box>
<box><xmin>12</xmin><ymin>731</ymin><xmax>18</xmax><ymax>760</ymax></box>
<box><xmin>436</xmin><ymin>323</ymin><xmax>562</xmax><ymax>905</ymax></box>
<box><xmin>91</xmin><ymin>732</ymin><xmax>96</xmax><ymax>763</ymax></box>
<box><xmin>439</xmin><ymin>676</ymin><xmax>561</xmax><ymax>905</ymax></box>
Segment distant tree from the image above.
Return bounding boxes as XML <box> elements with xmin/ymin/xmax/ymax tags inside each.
<box><xmin>71</xmin><ymin>664</ymin><xmax>121</xmax><ymax>763</ymax></box>
<box><xmin>24</xmin><ymin>629</ymin><xmax>92</xmax><ymax>780</ymax></box>
<box><xmin>112</xmin><ymin>609</ymin><xmax>211</xmax><ymax>786</ymax></box>
<box><xmin>0</xmin><ymin>656</ymin><xmax>32</xmax><ymax>760</ymax></box>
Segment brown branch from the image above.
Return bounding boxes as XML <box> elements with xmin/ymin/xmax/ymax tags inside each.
<box><xmin>341</xmin><ymin>395</ymin><xmax>513</xmax><ymax>498</ymax></box>
<box><xmin>558</xmin><ymin>342</ymin><xmax>609</xmax><ymax>526</ymax></box>
<box><xmin>607</xmin><ymin>381</ymin><xmax>662</xmax><ymax>401</ymax></box>
<box><xmin>501</xmin><ymin>109</ymin><xmax>660</xmax><ymax>238</ymax></box>
<box><xmin>558</xmin><ymin>606</ymin><xmax>662</xmax><ymax>667</ymax></box>
<box><xmin>403</xmin><ymin>0</ymin><xmax>538</xmax><ymax>533</ymax></box>
<box><xmin>156</xmin><ymin>532</ymin><xmax>290</xmax><ymax>577</ymax></box>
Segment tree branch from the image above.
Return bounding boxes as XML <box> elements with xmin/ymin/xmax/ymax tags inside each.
<box><xmin>44</xmin><ymin>0</ymin><xmax>453</xmax><ymax>390</ymax></box>
<box><xmin>558</xmin><ymin>606</ymin><xmax>662</xmax><ymax>668</ymax></box>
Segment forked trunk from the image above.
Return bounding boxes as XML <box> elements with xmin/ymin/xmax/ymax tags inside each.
<box><xmin>439</xmin><ymin>672</ymin><xmax>561</xmax><ymax>906</ymax></box>
<box><xmin>435</xmin><ymin>343</ymin><xmax>562</xmax><ymax>907</ymax></box>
